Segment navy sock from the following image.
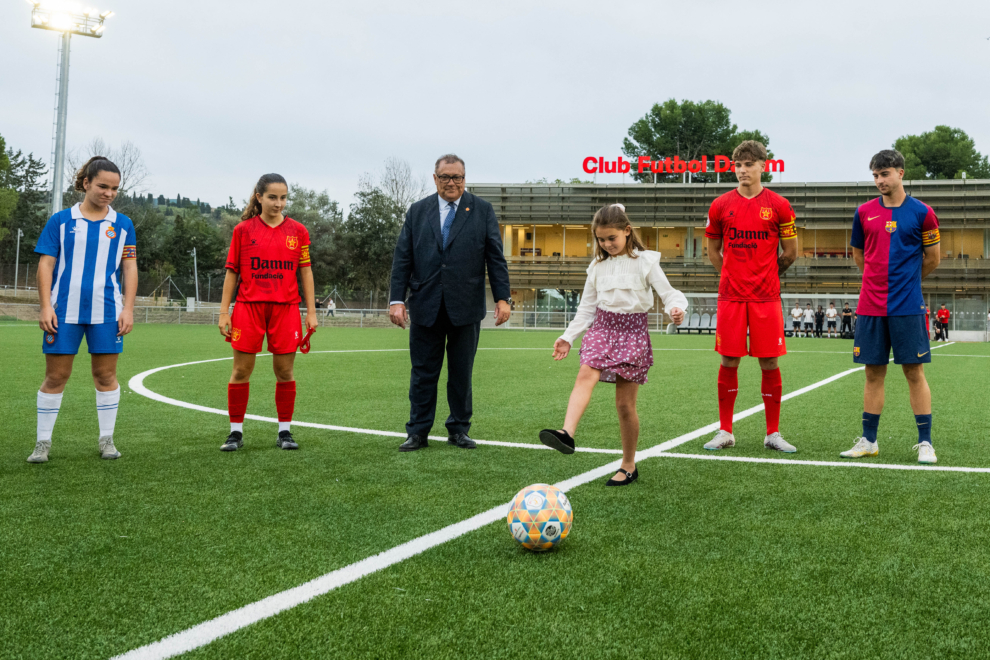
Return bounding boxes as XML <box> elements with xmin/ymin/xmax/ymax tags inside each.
<box><xmin>916</xmin><ymin>414</ymin><xmax>932</xmax><ymax>445</ymax></box>
<box><xmin>862</xmin><ymin>412</ymin><xmax>881</xmax><ymax>443</ymax></box>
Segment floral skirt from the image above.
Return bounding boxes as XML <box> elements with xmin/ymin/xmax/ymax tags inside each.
<box><xmin>578</xmin><ymin>309</ymin><xmax>653</xmax><ymax>384</ymax></box>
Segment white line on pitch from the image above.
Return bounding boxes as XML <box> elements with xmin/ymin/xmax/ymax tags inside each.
<box><xmin>113</xmin><ymin>349</ymin><xmax>886</xmax><ymax>660</ymax></box>
<box><xmin>658</xmin><ymin>452</ymin><xmax>990</xmax><ymax>474</ymax></box>
<box><xmin>126</xmin><ymin>351</ymin><xmax>623</xmax><ymax>455</ymax></box>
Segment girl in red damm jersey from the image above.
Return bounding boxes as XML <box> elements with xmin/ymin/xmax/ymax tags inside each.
<box><xmin>217</xmin><ymin>173</ymin><xmax>317</xmax><ymax>452</ymax></box>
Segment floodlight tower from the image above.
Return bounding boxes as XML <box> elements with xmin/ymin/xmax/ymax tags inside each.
<box><xmin>27</xmin><ymin>1</ymin><xmax>113</xmax><ymax>217</ymax></box>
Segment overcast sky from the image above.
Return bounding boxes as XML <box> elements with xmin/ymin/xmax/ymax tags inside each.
<box><xmin>3</xmin><ymin>0</ymin><xmax>990</xmax><ymax>209</ymax></box>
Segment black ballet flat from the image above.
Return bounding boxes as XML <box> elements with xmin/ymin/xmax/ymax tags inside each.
<box><xmin>605</xmin><ymin>467</ymin><xmax>638</xmax><ymax>487</ymax></box>
<box><xmin>539</xmin><ymin>429</ymin><xmax>576</xmax><ymax>455</ymax></box>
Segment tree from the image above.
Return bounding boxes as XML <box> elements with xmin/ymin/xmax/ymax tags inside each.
<box><xmin>344</xmin><ymin>188</ymin><xmax>405</xmax><ymax>299</ymax></box>
<box><xmin>894</xmin><ymin>126</ymin><xmax>990</xmax><ymax>180</ymax></box>
<box><xmin>285</xmin><ymin>184</ymin><xmax>346</xmax><ymax>290</ymax></box>
<box><xmin>0</xmin><ymin>136</ymin><xmax>19</xmax><ymax>245</ymax></box>
<box><xmin>622</xmin><ymin>99</ymin><xmax>774</xmax><ymax>183</ymax></box>
<box><xmin>359</xmin><ymin>157</ymin><xmax>430</xmax><ymax>210</ymax></box>
<box><xmin>67</xmin><ymin>137</ymin><xmax>150</xmax><ymax>194</ymax></box>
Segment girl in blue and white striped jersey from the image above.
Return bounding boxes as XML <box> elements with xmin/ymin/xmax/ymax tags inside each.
<box><xmin>27</xmin><ymin>156</ymin><xmax>138</xmax><ymax>463</ymax></box>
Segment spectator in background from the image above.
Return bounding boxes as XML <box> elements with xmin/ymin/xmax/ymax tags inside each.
<box><xmin>826</xmin><ymin>302</ymin><xmax>838</xmax><ymax>337</ymax></box>
<box><xmin>803</xmin><ymin>303</ymin><xmax>815</xmax><ymax>338</ymax></box>
<box><xmin>328</xmin><ymin>298</ymin><xmax>336</xmax><ymax>318</ymax></box>
<box><xmin>936</xmin><ymin>304</ymin><xmax>951</xmax><ymax>341</ymax></box>
<box><xmin>841</xmin><ymin>303</ymin><xmax>853</xmax><ymax>336</ymax></box>
<box><xmin>925</xmin><ymin>305</ymin><xmax>931</xmax><ymax>340</ymax></box>
<box><xmin>815</xmin><ymin>305</ymin><xmax>825</xmax><ymax>338</ymax></box>
<box><xmin>791</xmin><ymin>302</ymin><xmax>803</xmax><ymax>337</ymax></box>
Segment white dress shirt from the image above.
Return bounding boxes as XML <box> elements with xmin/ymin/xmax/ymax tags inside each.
<box><xmin>391</xmin><ymin>194</ymin><xmax>462</xmax><ymax>307</ymax></box>
<box><xmin>559</xmin><ymin>250</ymin><xmax>689</xmax><ymax>346</ymax></box>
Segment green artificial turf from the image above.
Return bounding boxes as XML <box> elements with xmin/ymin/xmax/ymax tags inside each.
<box><xmin>0</xmin><ymin>324</ymin><xmax>988</xmax><ymax>659</ymax></box>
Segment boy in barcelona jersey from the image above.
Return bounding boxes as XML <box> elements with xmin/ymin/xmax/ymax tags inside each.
<box><xmin>704</xmin><ymin>140</ymin><xmax>799</xmax><ymax>453</ymax></box>
<box><xmin>840</xmin><ymin>149</ymin><xmax>941</xmax><ymax>464</ymax></box>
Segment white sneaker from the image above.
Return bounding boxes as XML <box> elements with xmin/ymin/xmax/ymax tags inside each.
<box><xmin>704</xmin><ymin>430</ymin><xmax>735</xmax><ymax>450</ymax></box>
<box><xmin>764</xmin><ymin>432</ymin><xmax>797</xmax><ymax>453</ymax></box>
<box><xmin>840</xmin><ymin>437</ymin><xmax>879</xmax><ymax>458</ymax></box>
<box><xmin>99</xmin><ymin>435</ymin><xmax>121</xmax><ymax>460</ymax></box>
<box><xmin>914</xmin><ymin>442</ymin><xmax>937</xmax><ymax>464</ymax></box>
<box><xmin>27</xmin><ymin>440</ymin><xmax>51</xmax><ymax>463</ymax></box>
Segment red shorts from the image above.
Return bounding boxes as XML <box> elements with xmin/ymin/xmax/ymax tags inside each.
<box><xmin>715</xmin><ymin>300</ymin><xmax>787</xmax><ymax>358</ymax></box>
<box><xmin>229</xmin><ymin>302</ymin><xmax>301</xmax><ymax>354</ymax></box>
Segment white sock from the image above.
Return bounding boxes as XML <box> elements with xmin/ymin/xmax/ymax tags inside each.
<box><xmin>278</xmin><ymin>421</ymin><xmax>291</xmax><ymax>433</ymax></box>
<box><xmin>37</xmin><ymin>391</ymin><xmax>63</xmax><ymax>442</ymax></box>
<box><xmin>96</xmin><ymin>386</ymin><xmax>120</xmax><ymax>437</ymax></box>
<box><xmin>230</xmin><ymin>422</ymin><xmax>243</xmax><ymax>434</ymax></box>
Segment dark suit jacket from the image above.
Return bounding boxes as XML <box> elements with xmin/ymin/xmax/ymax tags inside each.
<box><xmin>389</xmin><ymin>191</ymin><xmax>511</xmax><ymax>327</ymax></box>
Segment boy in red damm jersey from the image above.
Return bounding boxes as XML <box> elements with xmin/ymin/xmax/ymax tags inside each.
<box><xmin>217</xmin><ymin>173</ymin><xmax>318</xmax><ymax>452</ymax></box>
<box><xmin>703</xmin><ymin>140</ymin><xmax>799</xmax><ymax>452</ymax></box>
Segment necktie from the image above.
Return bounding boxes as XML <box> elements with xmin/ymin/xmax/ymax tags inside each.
<box><xmin>441</xmin><ymin>202</ymin><xmax>456</xmax><ymax>250</ymax></box>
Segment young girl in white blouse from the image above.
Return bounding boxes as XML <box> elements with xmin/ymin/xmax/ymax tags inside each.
<box><xmin>539</xmin><ymin>204</ymin><xmax>688</xmax><ymax>486</ymax></box>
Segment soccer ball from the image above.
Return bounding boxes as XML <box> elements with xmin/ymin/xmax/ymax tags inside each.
<box><xmin>506</xmin><ymin>483</ymin><xmax>573</xmax><ymax>551</ymax></box>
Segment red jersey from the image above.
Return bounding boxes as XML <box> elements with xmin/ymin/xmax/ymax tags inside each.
<box><xmin>936</xmin><ymin>308</ymin><xmax>951</xmax><ymax>324</ymax></box>
<box><xmin>225</xmin><ymin>216</ymin><xmax>311</xmax><ymax>303</ymax></box>
<box><xmin>705</xmin><ymin>188</ymin><xmax>797</xmax><ymax>302</ymax></box>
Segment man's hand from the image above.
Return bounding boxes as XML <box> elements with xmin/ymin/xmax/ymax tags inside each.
<box><xmin>305</xmin><ymin>310</ymin><xmax>319</xmax><ymax>333</ymax></box>
<box><xmin>552</xmin><ymin>339</ymin><xmax>571</xmax><ymax>361</ymax></box>
<box><xmin>39</xmin><ymin>305</ymin><xmax>58</xmax><ymax>334</ymax></box>
<box><xmin>117</xmin><ymin>309</ymin><xmax>134</xmax><ymax>336</ymax></box>
<box><xmin>669</xmin><ymin>307</ymin><xmax>685</xmax><ymax>325</ymax></box>
<box><xmin>495</xmin><ymin>300</ymin><xmax>511</xmax><ymax>326</ymax></box>
<box><xmin>389</xmin><ymin>303</ymin><xmax>409</xmax><ymax>329</ymax></box>
<box><xmin>218</xmin><ymin>312</ymin><xmax>231</xmax><ymax>338</ymax></box>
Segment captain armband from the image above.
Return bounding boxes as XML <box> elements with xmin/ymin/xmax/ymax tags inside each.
<box><xmin>122</xmin><ymin>245</ymin><xmax>137</xmax><ymax>259</ymax></box>
<box><xmin>922</xmin><ymin>228</ymin><xmax>940</xmax><ymax>246</ymax></box>
<box><xmin>778</xmin><ymin>221</ymin><xmax>797</xmax><ymax>239</ymax></box>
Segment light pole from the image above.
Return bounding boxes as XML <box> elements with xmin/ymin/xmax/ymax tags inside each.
<box><xmin>14</xmin><ymin>228</ymin><xmax>24</xmax><ymax>291</ymax></box>
<box><xmin>191</xmin><ymin>247</ymin><xmax>200</xmax><ymax>303</ymax></box>
<box><xmin>27</xmin><ymin>1</ymin><xmax>113</xmax><ymax>218</ymax></box>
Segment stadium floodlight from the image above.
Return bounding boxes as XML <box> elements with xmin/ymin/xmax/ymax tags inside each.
<box><xmin>29</xmin><ymin>2</ymin><xmax>113</xmax><ymax>218</ymax></box>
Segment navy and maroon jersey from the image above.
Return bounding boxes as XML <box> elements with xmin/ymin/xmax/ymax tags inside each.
<box><xmin>850</xmin><ymin>197</ymin><xmax>939</xmax><ymax>317</ymax></box>
<box><xmin>225</xmin><ymin>216</ymin><xmax>311</xmax><ymax>304</ymax></box>
<box><xmin>705</xmin><ymin>188</ymin><xmax>797</xmax><ymax>302</ymax></box>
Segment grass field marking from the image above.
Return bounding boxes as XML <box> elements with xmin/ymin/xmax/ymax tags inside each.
<box><xmin>126</xmin><ymin>350</ymin><xmax>624</xmax><ymax>455</ymax></box>
<box><xmin>113</xmin><ymin>350</ymin><xmax>891</xmax><ymax>660</ymax></box>
<box><xmin>657</xmin><ymin>452</ymin><xmax>990</xmax><ymax>474</ymax></box>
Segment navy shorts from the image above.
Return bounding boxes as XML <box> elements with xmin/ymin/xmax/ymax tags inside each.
<box><xmin>853</xmin><ymin>314</ymin><xmax>930</xmax><ymax>365</ymax></box>
<box><xmin>43</xmin><ymin>321</ymin><xmax>123</xmax><ymax>355</ymax></box>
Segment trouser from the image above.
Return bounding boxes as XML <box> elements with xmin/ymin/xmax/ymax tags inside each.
<box><xmin>407</xmin><ymin>297</ymin><xmax>481</xmax><ymax>437</ymax></box>
<box><xmin>940</xmin><ymin>322</ymin><xmax>949</xmax><ymax>340</ymax></box>
<box><xmin>815</xmin><ymin>322</ymin><xmax>823</xmax><ymax>337</ymax></box>
<box><xmin>841</xmin><ymin>318</ymin><xmax>852</xmax><ymax>334</ymax></box>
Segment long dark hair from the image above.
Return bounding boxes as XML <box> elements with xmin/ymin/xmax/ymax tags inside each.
<box><xmin>242</xmin><ymin>173</ymin><xmax>288</xmax><ymax>220</ymax></box>
<box><xmin>591</xmin><ymin>203</ymin><xmax>646</xmax><ymax>262</ymax></box>
<box><xmin>73</xmin><ymin>156</ymin><xmax>120</xmax><ymax>191</ymax></box>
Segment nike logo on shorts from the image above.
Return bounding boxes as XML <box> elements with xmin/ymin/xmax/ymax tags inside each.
<box><xmin>917</xmin><ymin>351</ymin><xmax>929</xmax><ymax>357</ymax></box>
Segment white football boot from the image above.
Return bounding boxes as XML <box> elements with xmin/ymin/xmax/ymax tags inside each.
<box><xmin>27</xmin><ymin>440</ymin><xmax>51</xmax><ymax>463</ymax></box>
<box><xmin>764</xmin><ymin>432</ymin><xmax>797</xmax><ymax>453</ymax></box>
<box><xmin>840</xmin><ymin>437</ymin><xmax>878</xmax><ymax>458</ymax></box>
<box><xmin>704</xmin><ymin>430</ymin><xmax>735</xmax><ymax>451</ymax></box>
<box><xmin>914</xmin><ymin>442</ymin><xmax>937</xmax><ymax>465</ymax></box>
<box><xmin>99</xmin><ymin>435</ymin><xmax>121</xmax><ymax>460</ymax></box>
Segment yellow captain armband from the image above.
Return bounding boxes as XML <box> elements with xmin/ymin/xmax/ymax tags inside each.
<box><xmin>779</xmin><ymin>221</ymin><xmax>797</xmax><ymax>239</ymax></box>
<box><xmin>922</xmin><ymin>229</ymin><xmax>940</xmax><ymax>246</ymax></box>
<box><xmin>122</xmin><ymin>245</ymin><xmax>137</xmax><ymax>259</ymax></box>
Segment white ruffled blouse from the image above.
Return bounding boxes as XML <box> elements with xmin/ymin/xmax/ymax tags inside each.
<box><xmin>559</xmin><ymin>250</ymin><xmax>689</xmax><ymax>345</ymax></box>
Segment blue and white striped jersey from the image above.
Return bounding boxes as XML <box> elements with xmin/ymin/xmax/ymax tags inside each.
<box><xmin>35</xmin><ymin>203</ymin><xmax>137</xmax><ymax>325</ymax></box>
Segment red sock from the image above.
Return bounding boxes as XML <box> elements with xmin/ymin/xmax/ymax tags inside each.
<box><xmin>761</xmin><ymin>367</ymin><xmax>782</xmax><ymax>434</ymax></box>
<box><xmin>717</xmin><ymin>366</ymin><xmax>739</xmax><ymax>432</ymax></box>
<box><xmin>275</xmin><ymin>381</ymin><xmax>296</xmax><ymax>422</ymax></box>
<box><xmin>228</xmin><ymin>382</ymin><xmax>249</xmax><ymax>423</ymax></box>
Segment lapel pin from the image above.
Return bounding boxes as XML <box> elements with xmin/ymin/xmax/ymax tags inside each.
<box><xmin>465</xmin><ymin>207</ymin><xmax>470</xmax><ymax>212</ymax></box>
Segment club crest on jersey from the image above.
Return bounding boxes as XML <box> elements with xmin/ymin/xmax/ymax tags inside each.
<box><xmin>286</xmin><ymin>236</ymin><xmax>299</xmax><ymax>250</ymax></box>
<box><xmin>45</xmin><ymin>333</ymin><xmax>55</xmax><ymax>344</ymax></box>
<box><xmin>885</xmin><ymin>220</ymin><xmax>896</xmax><ymax>233</ymax></box>
<box><xmin>105</xmin><ymin>227</ymin><xmax>117</xmax><ymax>239</ymax></box>
<box><xmin>231</xmin><ymin>328</ymin><xmax>242</xmax><ymax>341</ymax></box>
<box><xmin>759</xmin><ymin>207</ymin><xmax>773</xmax><ymax>221</ymax></box>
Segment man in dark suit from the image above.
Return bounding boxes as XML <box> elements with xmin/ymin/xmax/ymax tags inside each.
<box><xmin>388</xmin><ymin>154</ymin><xmax>511</xmax><ymax>451</ymax></box>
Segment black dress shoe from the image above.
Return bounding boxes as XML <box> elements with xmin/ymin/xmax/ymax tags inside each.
<box><xmin>399</xmin><ymin>435</ymin><xmax>428</xmax><ymax>452</ymax></box>
<box><xmin>539</xmin><ymin>429</ymin><xmax>575</xmax><ymax>455</ymax></box>
<box><xmin>605</xmin><ymin>467</ymin><xmax>638</xmax><ymax>487</ymax></box>
<box><xmin>447</xmin><ymin>433</ymin><xmax>476</xmax><ymax>449</ymax></box>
